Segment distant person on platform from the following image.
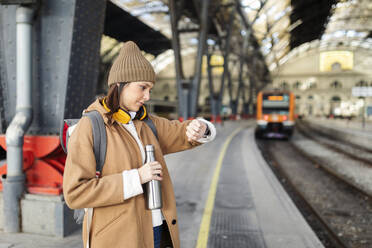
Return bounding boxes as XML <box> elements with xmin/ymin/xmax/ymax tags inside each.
<box><xmin>63</xmin><ymin>41</ymin><xmax>216</xmax><ymax>248</ymax></box>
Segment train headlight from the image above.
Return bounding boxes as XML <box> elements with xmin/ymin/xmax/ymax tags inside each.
<box><xmin>257</xmin><ymin>120</ymin><xmax>268</xmax><ymax>126</ymax></box>
<box><xmin>283</xmin><ymin>121</ymin><xmax>294</xmax><ymax>126</ymax></box>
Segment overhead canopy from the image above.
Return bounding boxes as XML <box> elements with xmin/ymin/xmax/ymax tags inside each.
<box><xmin>104</xmin><ymin>1</ymin><xmax>171</xmax><ymax>56</ymax></box>
<box><xmin>289</xmin><ymin>0</ymin><xmax>336</xmax><ymax>49</ymax></box>
<box><xmin>244</xmin><ymin>0</ymin><xmax>372</xmax><ymax>71</ymax></box>
<box><xmin>105</xmin><ymin>0</ymin><xmax>372</xmax><ymax>73</ymax></box>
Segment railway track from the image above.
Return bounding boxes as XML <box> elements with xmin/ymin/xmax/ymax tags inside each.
<box><xmin>256</xmin><ymin>136</ymin><xmax>372</xmax><ymax>248</ymax></box>
<box><xmin>296</xmin><ymin>121</ymin><xmax>372</xmax><ymax>168</ymax></box>
<box><xmin>290</xmin><ymin>124</ymin><xmax>372</xmax><ymax>198</ymax></box>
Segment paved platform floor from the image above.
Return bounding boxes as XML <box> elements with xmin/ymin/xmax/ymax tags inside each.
<box><xmin>0</xmin><ymin>120</ymin><xmax>323</xmax><ymax>248</ymax></box>
<box><xmin>304</xmin><ymin>117</ymin><xmax>372</xmax><ymax>151</ymax></box>
<box><xmin>307</xmin><ymin>117</ymin><xmax>372</xmax><ymax>133</ymax></box>
<box><xmin>206</xmin><ymin>128</ymin><xmax>323</xmax><ymax>248</ymax></box>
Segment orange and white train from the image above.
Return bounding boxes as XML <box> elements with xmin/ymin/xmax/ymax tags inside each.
<box><xmin>255</xmin><ymin>90</ymin><xmax>295</xmax><ymax>139</ymax></box>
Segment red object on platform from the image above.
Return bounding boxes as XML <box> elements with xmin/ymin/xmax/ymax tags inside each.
<box><xmin>0</xmin><ymin>135</ymin><xmax>66</xmax><ymax>195</ymax></box>
<box><xmin>216</xmin><ymin>115</ymin><xmax>222</xmax><ymax>123</ymax></box>
<box><xmin>229</xmin><ymin>115</ymin><xmax>237</xmax><ymax>120</ymax></box>
<box><xmin>211</xmin><ymin>115</ymin><xmax>215</xmax><ymax>123</ymax></box>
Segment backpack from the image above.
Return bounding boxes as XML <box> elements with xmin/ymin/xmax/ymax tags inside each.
<box><xmin>60</xmin><ymin>110</ymin><xmax>158</xmax><ymax>224</ymax></box>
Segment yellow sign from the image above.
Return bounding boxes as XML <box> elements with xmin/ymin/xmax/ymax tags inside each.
<box><xmin>268</xmin><ymin>96</ymin><xmax>283</xmax><ymax>101</ymax></box>
<box><xmin>202</xmin><ymin>55</ymin><xmax>224</xmax><ymax>75</ymax></box>
<box><xmin>320</xmin><ymin>51</ymin><xmax>353</xmax><ymax>72</ymax></box>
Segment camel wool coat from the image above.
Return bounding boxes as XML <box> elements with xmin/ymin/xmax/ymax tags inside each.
<box><xmin>63</xmin><ymin>99</ymin><xmax>201</xmax><ymax>248</ymax></box>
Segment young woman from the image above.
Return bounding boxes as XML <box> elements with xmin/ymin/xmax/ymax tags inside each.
<box><xmin>63</xmin><ymin>41</ymin><xmax>216</xmax><ymax>248</ymax></box>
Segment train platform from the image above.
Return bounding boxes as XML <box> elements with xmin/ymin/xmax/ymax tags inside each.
<box><xmin>0</xmin><ymin>120</ymin><xmax>323</xmax><ymax>248</ymax></box>
<box><xmin>302</xmin><ymin>117</ymin><xmax>372</xmax><ymax>151</ymax></box>
<box><xmin>304</xmin><ymin>117</ymin><xmax>372</xmax><ymax>133</ymax></box>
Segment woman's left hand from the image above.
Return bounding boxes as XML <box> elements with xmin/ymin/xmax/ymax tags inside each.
<box><xmin>186</xmin><ymin>119</ymin><xmax>207</xmax><ymax>142</ymax></box>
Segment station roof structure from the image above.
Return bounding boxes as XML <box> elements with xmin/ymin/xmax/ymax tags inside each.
<box><xmin>103</xmin><ymin>1</ymin><xmax>171</xmax><ymax>56</ymax></box>
<box><xmin>102</xmin><ymin>0</ymin><xmax>372</xmax><ymax>75</ymax></box>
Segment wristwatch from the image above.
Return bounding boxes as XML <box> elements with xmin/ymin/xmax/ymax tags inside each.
<box><xmin>203</xmin><ymin>125</ymin><xmax>211</xmax><ymax>138</ymax></box>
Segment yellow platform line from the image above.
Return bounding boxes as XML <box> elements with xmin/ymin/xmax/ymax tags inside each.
<box><xmin>196</xmin><ymin>126</ymin><xmax>247</xmax><ymax>248</ymax></box>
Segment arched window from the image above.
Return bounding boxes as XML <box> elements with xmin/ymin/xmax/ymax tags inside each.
<box><xmin>331</xmin><ymin>96</ymin><xmax>341</xmax><ymax>102</ymax></box>
<box><xmin>356</xmin><ymin>80</ymin><xmax>368</xmax><ymax>87</ymax></box>
<box><xmin>330</xmin><ymin>81</ymin><xmax>342</xmax><ymax>88</ymax></box>
<box><xmin>162</xmin><ymin>83</ymin><xmax>170</xmax><ymax>93</ymax></box>
<box><xmin>309</xmin><ymin>82</ymin><xmax>317</xmax><ymax>89</ymax></box>
<box><xmin>205</xmin><ymin>96</ymin><xmax>211</xmax><ymax>105</ymax></box>
<box><xmin>280</xmin><ymin>81</ymin><xmax>289</xmax><ymax>90</ymax></box>
<box><xmin>293</xmin><ymin>81</ymin><xmax>301</xmax><ymax>89</ymax></box>
<box><xmin>331</xmin><ymin>62</ymin><xmax>342</xmax><ymax>71</ymax></box>
<box><xmin>296</xmin><ymin>95</ymin><xmax>301</xmax><ymax>99</ymax></box>
<box><xmin>308</xmin><ymin>95</ymin><xmax>313</xmax><ymax>100</ymax></box>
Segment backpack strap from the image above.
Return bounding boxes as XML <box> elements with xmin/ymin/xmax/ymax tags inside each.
<box><xmin>60</xmin><ymin>119</ymin><xmax>80</xmax><ymax>154</ymax></box>
<box><xmin>143</xmin><ymin>116</ymin><xmax>158</xmax><ymax>140</ymax></box>
<box><xmin>84</xmin><ymin>111</ymin><xmax>107</xmax><ymax>173</ymax></box>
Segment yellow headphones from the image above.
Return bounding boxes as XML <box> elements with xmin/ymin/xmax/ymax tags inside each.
<box><xmin>102</xmin><ymin>98</ymin><xmax>147</xmax><ymax>124</ymax></box>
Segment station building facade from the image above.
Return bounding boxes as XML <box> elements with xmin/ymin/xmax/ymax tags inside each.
<box><xmin>271</xmin><ymin>41</ymin><xmax>372</xmax><ymax>119</ymax></box>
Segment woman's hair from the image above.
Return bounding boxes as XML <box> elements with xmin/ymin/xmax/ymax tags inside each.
<box><xmin>102</xmin><ymin>82</ymin><xmax>128</xmax><ymax>122</ymax></box>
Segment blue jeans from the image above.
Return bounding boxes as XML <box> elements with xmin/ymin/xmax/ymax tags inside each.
<box><xmin>153</xmin><ymin>222</ymin><xmax>164</xmax><ymax>248</ymax></box>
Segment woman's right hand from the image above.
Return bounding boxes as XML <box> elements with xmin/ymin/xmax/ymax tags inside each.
<box><xmin>138</xmin><ymin>161</ymin><xmax>163</xmax><ymax>184</ymax></box>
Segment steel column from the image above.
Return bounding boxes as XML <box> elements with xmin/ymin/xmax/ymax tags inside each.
<box><xmin>247</xmin><ymin>72</ymin><xmax>256</xmax><ymax>114</ymax></box>
<box><xmin>231</xmin><ymin>30</ymin><xmax>249</xmax><ymax>117</ymax></box>
<box><xmin>169</xmin><ymin>0</ymin><xmax>188</xmax><ymax>120</ymax></box>
<box><xmin>169</xmin><ymin>0</ymin><xmax>210</xmax><ymax>120</ymax></box>
<box><xmin>206</xmin><ymin>52</ymin><xmax>219</xmax><ymax>122</ymax></box>
<box><xmin>189</xmin><ymin>0</ymin><xmax>210</xmax><ymax>118</ymax></box>
<box><xmin>217</xmin><ymin>5</ymin><xmax>236</xmax><ymax>121</ymax></box>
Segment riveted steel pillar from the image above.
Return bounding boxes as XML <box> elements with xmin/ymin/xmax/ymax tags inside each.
<box><xmin>0</xmin><ymin>0</ymin><xmax>106</xmax><ymax>236</ymax></box>
<box><xmin>0</xmin><ymin>0</ymin><xmax>106</xmax><ymax>134</ymax></box>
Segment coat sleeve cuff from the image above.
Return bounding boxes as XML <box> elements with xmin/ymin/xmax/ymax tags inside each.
<box><xmin>122</xmin><ymin>169</ymin><xmax>143</xmax><ymax>200</ymax></box>
<box><xmin>196</xmin><ymin>118</ymin><xmax>217</xmax><ymax>143</ymax></box>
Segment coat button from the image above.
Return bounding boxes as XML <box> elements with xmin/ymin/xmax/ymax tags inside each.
<box><xmin>172</xmin><ymin>219</ymin><xmax>177</xmax><ymax>225</ymax></box>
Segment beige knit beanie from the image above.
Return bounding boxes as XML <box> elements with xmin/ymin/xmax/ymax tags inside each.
<box><xmin>107</xmin><ymin>41</ymin><xmax>155</xmax><ymax>86</ymax></box>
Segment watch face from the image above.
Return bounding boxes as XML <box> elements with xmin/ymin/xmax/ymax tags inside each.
<box><xmin>204</xmin><ymin>126</ymin><xmax>211</xmax><ymax>137</ymax></box>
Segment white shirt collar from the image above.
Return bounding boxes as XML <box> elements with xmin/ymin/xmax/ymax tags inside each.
<box><xmin>129</xmin><ymin>111</ymin><xmax>137</xmax><ymax>120</ymax></box>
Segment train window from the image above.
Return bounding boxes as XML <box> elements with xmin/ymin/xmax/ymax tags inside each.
<box><xmin>262</xmin><ymin>93</ymin><xmax>290</xmax><ymax>114</ymax></box>
<box><xmin>262</xmin><ymin>107</ymin><xmax>289</xmax><ymax>115</ymax></box>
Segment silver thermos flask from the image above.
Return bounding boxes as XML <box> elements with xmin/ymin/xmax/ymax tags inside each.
<box><xmin>145</xmin><ymin>145</ymin><xmax>162</xmax><ymax>210</ymax></box>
